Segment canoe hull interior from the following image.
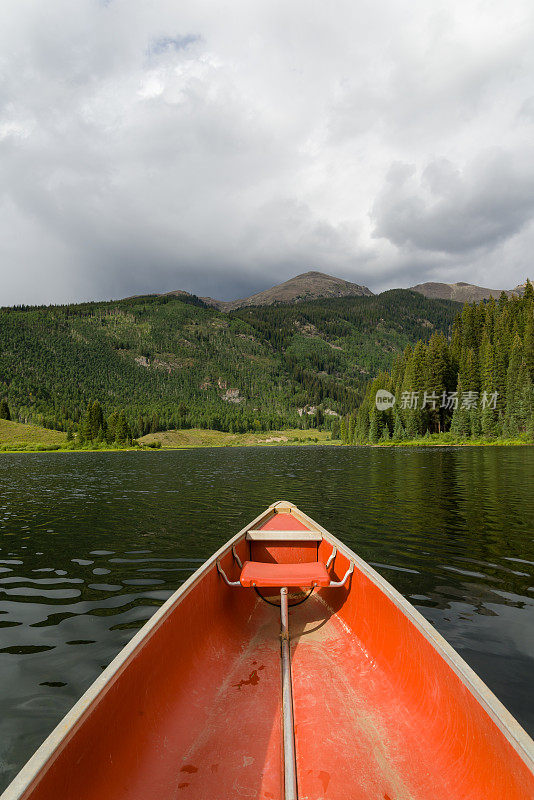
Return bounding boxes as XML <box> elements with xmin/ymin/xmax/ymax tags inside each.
<box><xmin>2</xmin><ymin>502</ymin><xmax>534</xmax><ymax>800</ymax></box>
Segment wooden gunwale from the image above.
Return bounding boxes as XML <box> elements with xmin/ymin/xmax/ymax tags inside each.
<box><xmin>2</xmin><ymin>500</ymin><xmax>533</xmax><ymax>800</ymax></box>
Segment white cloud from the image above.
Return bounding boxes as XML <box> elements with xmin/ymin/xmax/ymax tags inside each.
<box><xmin>0</xmin><ymin>0</ymin><xmax>534</xmax><ymax>305</ymax></box>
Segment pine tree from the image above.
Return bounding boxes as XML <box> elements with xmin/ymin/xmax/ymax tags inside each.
<box><xmin>330</xmin><ymin>418</ymin><xmax>340</xmax><ymax>440</ymax></box>
<box><xmin>392</xmin><ymin>414</ymin><xmax>405</xmax><ymax>441</ymax></box>
<box><xmin>471</xmin><ymin>407</ymin><xmax>483</xmax><ymax>437</ymax></box>
<box><xmin>450</xmin><ymin>381</ymin><xmax>470</xmax><ymax>437</ymax></box>
<box><xmin>460</xmin><ymin>304</ymin><xmax>476</xmax><ymax>350</ymax></box>
<box><xmin>0</xmin><ymin>399</ymin><xmax>11</xmax><ymax>421</ymax></box>
<box><xmin>425</xmin><ymin>332</ymin><xmax>449</xmax><ymax>432</ymax></box>
<box><xmin>498</xmin><ymin>291</ymin><xmax>509</xmax><ymax>311</ymax></box>
<box><xmin>480</xmin><ymin>339</ymin><xmax>496</xmax><ymax>435</ymax></box>
<box><xmin>492</xmin><ymin>313</ymin><xmax>508</xmax><ymax>418</ymax></box>
<box><xmin>524</xmin><ymin>301</ymin><xmax>534</xmax><ymax>382</ymax></box>
<box><xmin>405</xmin><ymin>411</ymin><xmax>419</xmax><ymax>440</ymax></box>
<box><xmin>505</xmin><ymin>414</ymin><xmax>520</xmax><ymax>438</ymax></box>
<box><xmin>89</xmin><ymin>401</ymin><xmax>104</xmax><ymax>441</ymax></box>
<box><xmin>113</xmin><ymin>411</ymin><xmax>130</xmax><ymax>444</ymax></box>
<box><xmin>450</xmin><ymin>406</ymin><xmax>469</xmax><ymax>437</ymax></box>
<box><xmin>368</xmin><ymin>411</ymin><xmax>379</xmax><ymax>443</ymax></box>
<box><xmin>450</xmin><ymin>316</ymin><xmax>462</xmax><ymax>365</ymax></box>
<box><xmin>348</xmin><ymin>413</ymin><xmax>356</xmax><ymax>444</ymax></box>
<box><xmin>81</xmin><ymin>403</ymin><xmax>93</xmax><ymax>442</ymax></box>
<box><xmin>380</xmin><ymin>425</ymin><xmax>390</xmax><ymax>442</ymax></box>
<box><xmin>402</xmin><ymin>340</ymin><xmax>426</xmax><ymax>434</ymax></box>
<box><xmin>516</xmin><ymin>362</ymin><xmax>533</xmax><ymax>429</ymax></box>
<box><xmin>504</xmin><ymin>335</ymin><xmax>523</xmax><ymax>429</ymax></box>
<box><xmin>459</xmin><ymin>348</ymin><xmax>479</xmax><ymax>393</ymax></box>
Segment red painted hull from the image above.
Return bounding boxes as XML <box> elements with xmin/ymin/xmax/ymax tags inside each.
<box><xmin>2</xmin><ymin>502</ymin><xmax>534</xmax><ymax>800</ymax></box>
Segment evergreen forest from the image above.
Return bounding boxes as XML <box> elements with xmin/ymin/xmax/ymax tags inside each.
<box><xmin>347</xmin><ymin>282</ymin><xmax>534</xmax><ymax>443</ymax></box>
<box><xmin>0</xmin><ymin>289</ymin><xmax>460</xmax><ymax>441</ymax></box>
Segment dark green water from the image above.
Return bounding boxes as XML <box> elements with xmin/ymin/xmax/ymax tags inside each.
<box><xmin>0</xmin><ymin>446</ymin><xmax>533</xmax><ymax>791</ymax></box>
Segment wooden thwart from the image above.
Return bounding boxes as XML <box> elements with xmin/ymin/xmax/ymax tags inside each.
<box><xmin>246</xmin><ymin>529</ymin><xmax>322</xmax><ymax>541</ymax></box>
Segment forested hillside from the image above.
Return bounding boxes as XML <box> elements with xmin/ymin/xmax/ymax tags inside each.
<box><xmin>231</xmin><ymin>290</ymin><xmax>458</xmax><ymax>377</ymax></box>
<box><xmin>349</xmin><ymin>282</ymin><xmax>534</xmax><ymax>443</ymax></box>
<box><xmin>0</xmin><ymin>290</ymin><xmax>460</xmax><ymax>439</ymax></box>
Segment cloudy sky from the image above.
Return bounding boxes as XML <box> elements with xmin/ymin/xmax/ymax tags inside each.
<box><xmin>1</xmin><ymin>0</ymin><xmax>534</xmax><ymax>305</ymax></box>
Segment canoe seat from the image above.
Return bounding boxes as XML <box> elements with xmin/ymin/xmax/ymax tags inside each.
<box><xmin>239</xmin><ymin>560</ymin><xmax>330</xmax><ymax>588</ymax></box>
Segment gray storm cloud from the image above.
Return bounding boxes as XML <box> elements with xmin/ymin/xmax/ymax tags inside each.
<box><xmin>372</xmin><ymin>150</ymin><xmax>534</xmax><ymax>254</ymax></box>
<box><xmin>1</xmin><ymin>0</ymin><xmax>533</xmax><ymax>305</ymax></box>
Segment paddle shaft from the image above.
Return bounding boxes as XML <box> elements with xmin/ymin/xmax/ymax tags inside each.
<box><xmin>280</xmin><ymin>587</ymin><xmax>298</xmax><ymax>800</ymax></box>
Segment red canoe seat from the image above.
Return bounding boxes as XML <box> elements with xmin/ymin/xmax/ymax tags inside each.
<box><xmin>239</xmin><ymin>560</ymin><xmax>330</xmax><ymax>588</ymax></box>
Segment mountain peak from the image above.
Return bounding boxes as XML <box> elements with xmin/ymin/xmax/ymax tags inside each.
<box><xmin>197</xmin><ymin>271</ymin><xmax>374</xmax><ymax>311</ymax></box>
<box><xmin>292</xmin><ymin>270</ymin><xmax>332</xmax><ymax>279</ymax></box>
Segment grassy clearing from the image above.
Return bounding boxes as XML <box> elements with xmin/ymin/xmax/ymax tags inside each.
<box><xmin>139</xmin><ymin>428</ymin><xmax>336</xmax><ymax>449</ymax></box>
<box><xmin>0</xmin><ymin>419</ymin><xmax>67</xmax><ymax>451</ymax></box>
<box><xmin>0</xmin><ymin>421</ymin><xmax>336</xmax><ymax>453</ymax></box>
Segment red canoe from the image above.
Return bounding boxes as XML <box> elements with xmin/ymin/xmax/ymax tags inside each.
<box><xmin>2</xmin><ymin>501</ymin><xmax>534</xmax><ymax>800</ymax></box>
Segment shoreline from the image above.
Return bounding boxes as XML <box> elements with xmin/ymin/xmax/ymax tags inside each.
<box><xmin>1</xmin><ymin>422</ymin><xmax>532</xmax><ymax>454</ymax></box>
<box><xmin>0</xmin><ymin>438</ymin><xmax>531</xmax><ymax>454</ymax></box>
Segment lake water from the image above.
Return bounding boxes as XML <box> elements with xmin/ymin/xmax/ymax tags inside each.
<box><xmin>0</xmin><ymin>446</ymin><xmax>533</xmax><ymax>791</ymax></box>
